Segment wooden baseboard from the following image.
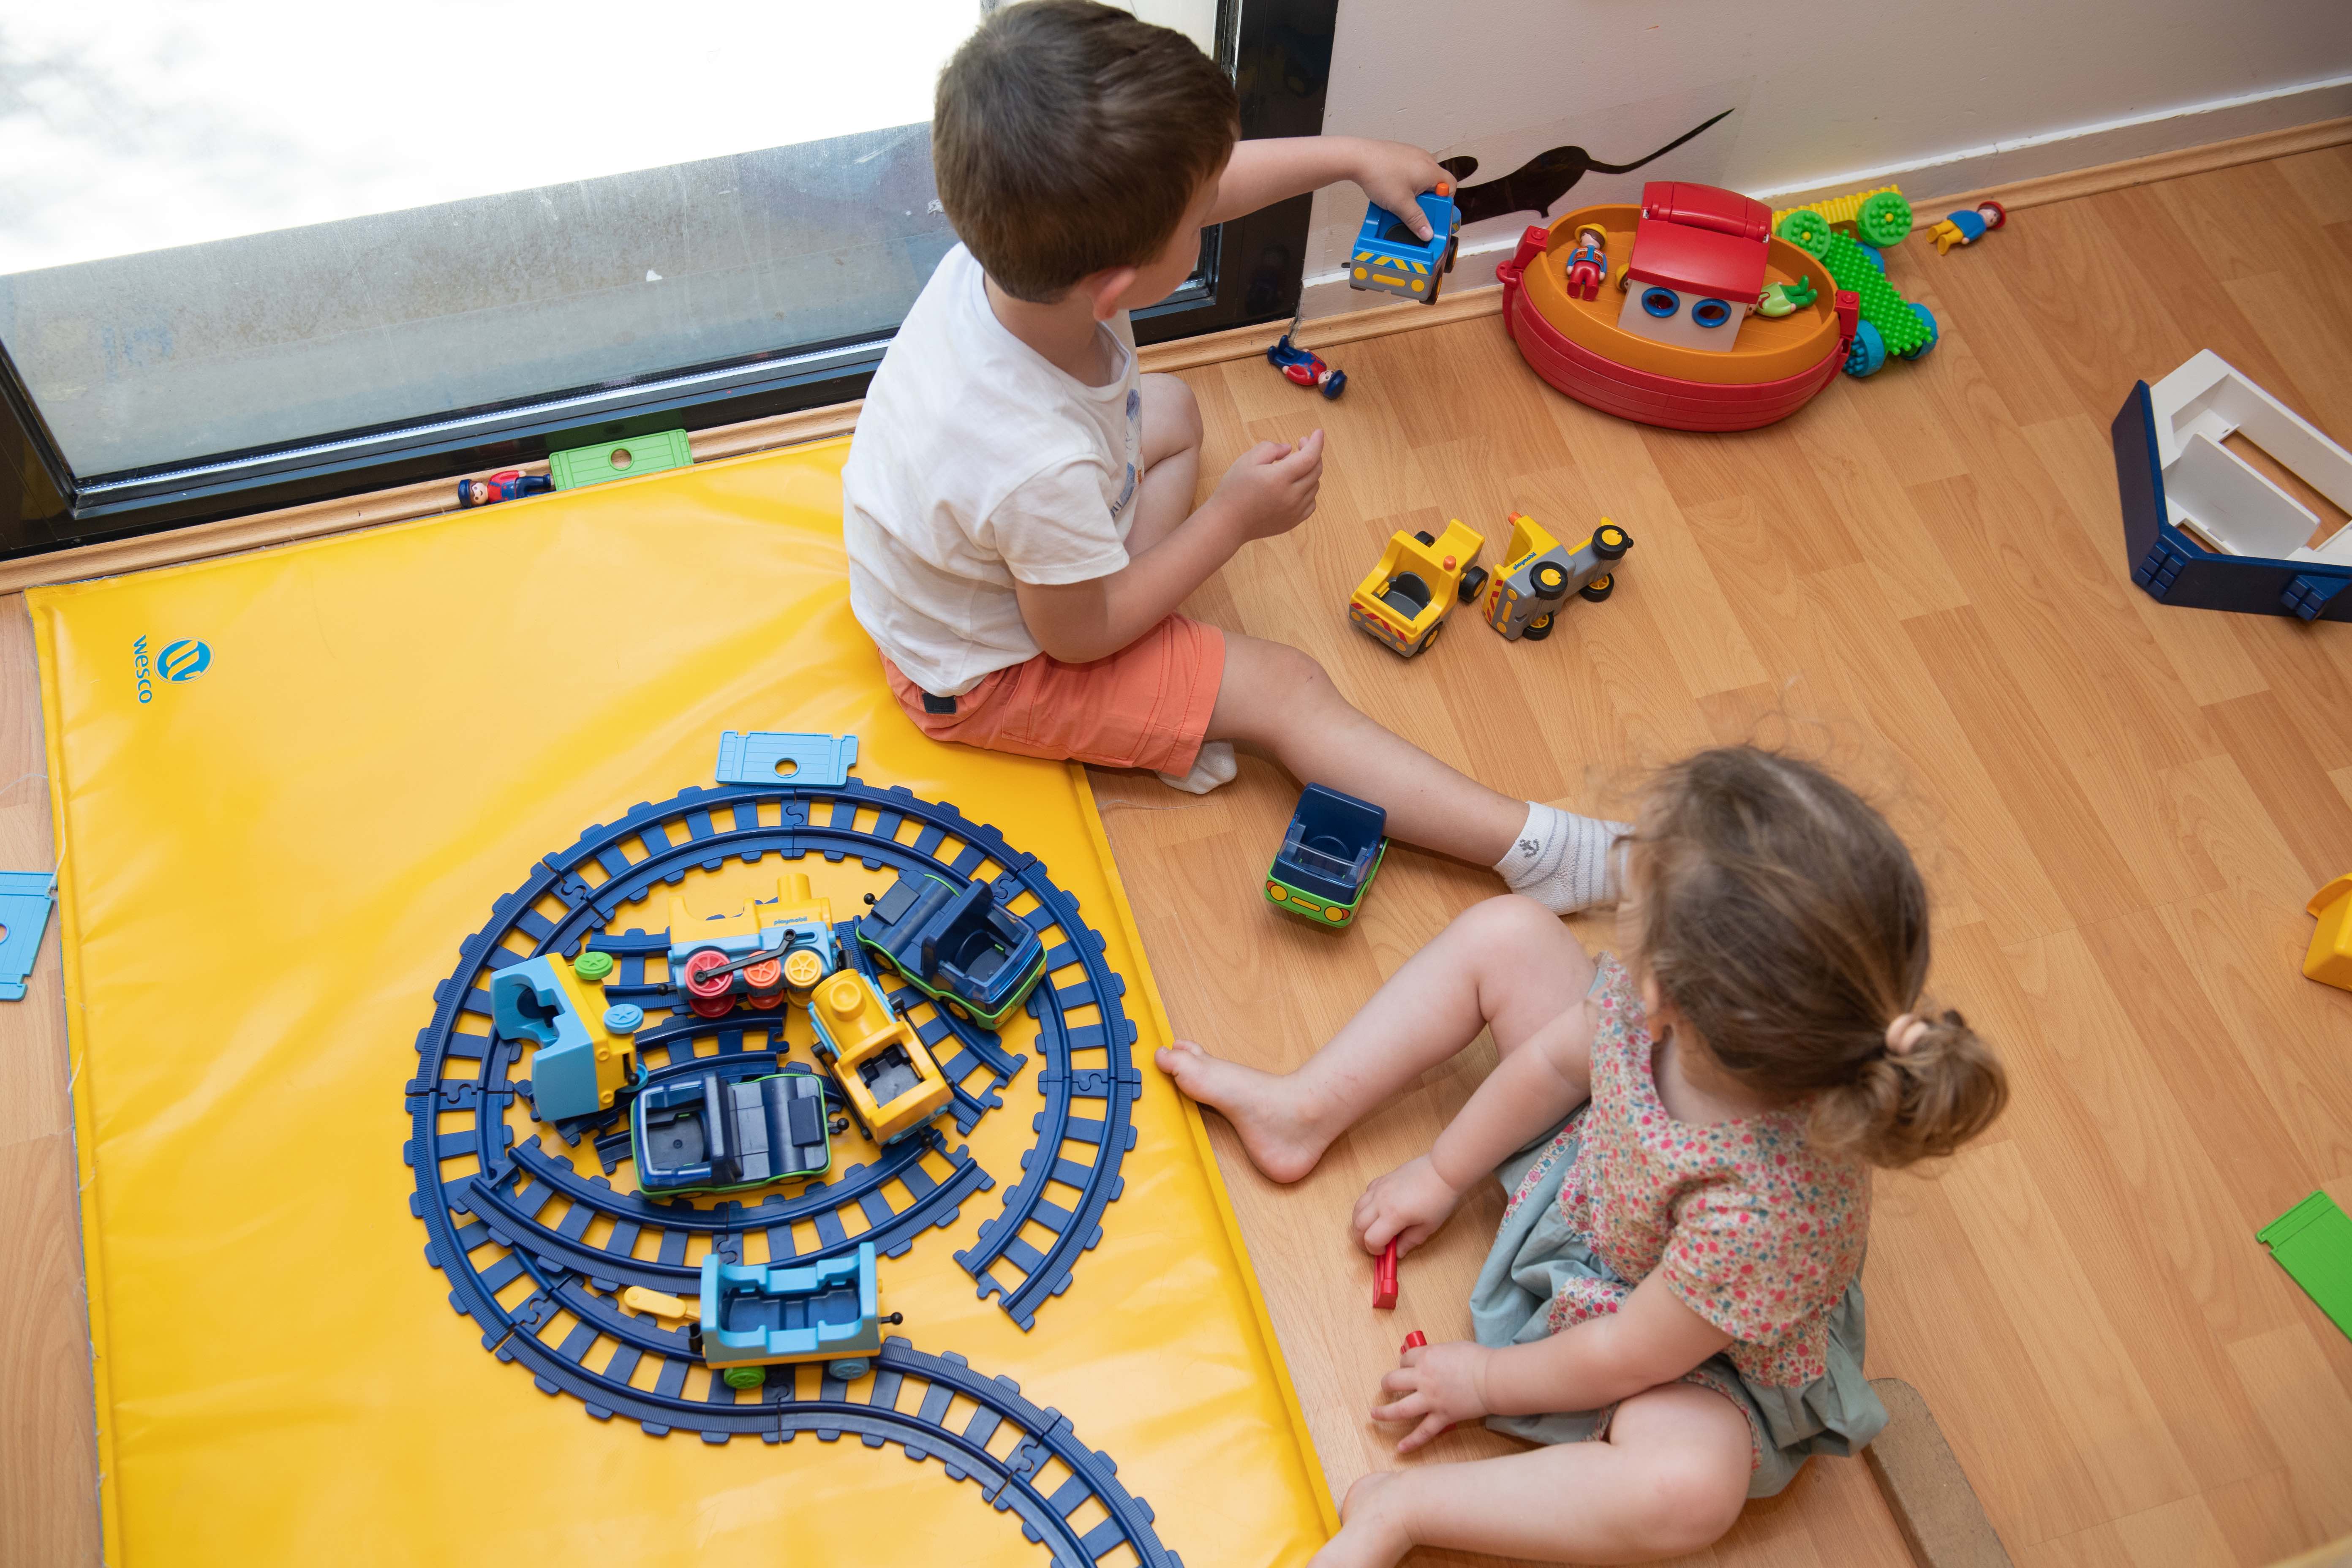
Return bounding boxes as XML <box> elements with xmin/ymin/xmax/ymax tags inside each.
<box><xmin>5</xmin><ymin>112</ymin><xmax>2345</xmax><ymax>595</ymax></box>
<box><xmin>1919</xmin><ymin>113</ymin><xmax>2352</xmax><ymax>226</ymax></box>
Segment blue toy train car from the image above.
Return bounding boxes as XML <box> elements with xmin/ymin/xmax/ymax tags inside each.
<box><xmin>697</xmin><ymin>1241</ymin><xmax>898</xmax><ymax>1387</ymax></box>
<box><xmin>855</xmin><ymin>870</ymin><xmax>1046</xmax><ymax>1027</ymax></box>
<box><xmin>632</xmin><ymin>1061</ymin><xmax>836</xmax><ymax>1196</ymax></box>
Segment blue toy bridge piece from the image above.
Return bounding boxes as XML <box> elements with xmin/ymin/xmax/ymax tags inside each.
<box><xmin>0</xmin><ymin>871</ymin><xmax>56</xmax><ymax>1002</ymax></box>
<box><xmin>2115</xmin><ymin>381</ymin><xmax>2352</xmax><ymax>622</ymax></box>
<box><xmin>716</xmin><ymin>730</ymin><xmax>860</xmax><ymax>787</ymax></box>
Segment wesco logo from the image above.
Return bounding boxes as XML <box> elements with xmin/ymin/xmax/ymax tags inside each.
<box><xmin>132</xmin><ymin>636</ymin><xmax>211</xmax><ymax>704</ymax></box>
<box><xmin>159</xmin><ymin>639</ymin><xmax>211</xmax><ymax>682</ymax></box>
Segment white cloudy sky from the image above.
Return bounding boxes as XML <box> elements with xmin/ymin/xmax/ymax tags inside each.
<box><xmin>0</xmin><ymin>1</ymin><xmax>991</xmax><ymax>274</ymax></box>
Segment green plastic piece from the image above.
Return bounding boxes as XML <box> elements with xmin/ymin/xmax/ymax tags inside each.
<box><xmin>1854</xmin><ymin>190</ymin><xmax>1913</xmax><ymax>249</ymax></box>
<box><xmin>1776</xmin><ymin>208</ymin><xmax>1933</xmax><ymax>358</ymax></box>
<box><xmin>1264</xmin><ymin>840</ymin><xmax>1390</xmax><ymax>931</ymax></box>
<box><xmin>571</xmin><ymin>950</ymin><xmax>616</xmax><ymax>982</ymax></box>
<box><xmin>721</xmin><ymin>1364</ymin><xmax>766</xmax><ymax>1390</ymax></box>
<box><xmin>546</xmin><ymin>428</ymin><xmax>693</xmax><ymax>491</ymax></box>
<box><xmin>2258</xmin><ymin>1191</ymin><xmax>2352</xmax><ymax>1341</ymax></box>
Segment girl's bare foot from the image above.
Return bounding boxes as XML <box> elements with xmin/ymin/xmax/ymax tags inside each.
<box><xmin>1307</xmin><ymin>1473</ymin><xmax>1413</xmax><ymax>1568</ymax></box>
<box><xmin>1154</xmin><ymin>1040</ymin><xmax>1333</xmax><ymax>1184</ymax></box>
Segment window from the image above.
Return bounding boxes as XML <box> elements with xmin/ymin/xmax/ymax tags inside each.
<box><xmin>0</xmin><ymin>0</ymin><xmax>1328</xmax><ymax>561</ymax></box>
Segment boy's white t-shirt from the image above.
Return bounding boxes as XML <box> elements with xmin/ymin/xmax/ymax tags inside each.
<box><xmin>843</xmin><ymin>244</ymin><xmax>1143</xmax><ymax>697</ymax></box>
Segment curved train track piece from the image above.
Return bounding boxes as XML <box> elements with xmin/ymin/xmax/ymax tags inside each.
<box><xmin>408</xmin><ymin>776</ymin><xmax>1146</xmax><ymax>1435</ymax></box>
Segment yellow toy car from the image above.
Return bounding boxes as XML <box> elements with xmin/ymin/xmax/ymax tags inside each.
<box><xmin>1478</xmin><ymin>512</ymin><xmax>1632</xmax><ymax>642</ymax></box>
<box><xmin>1347</xmin><ymin>519</ymin><xmax>1486</xmax><ymax>657</ymax></box>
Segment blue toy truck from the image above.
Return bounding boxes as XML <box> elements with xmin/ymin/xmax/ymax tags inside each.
<box><xmin>1347</xmin><ymin>187</ymin><xmax>1461</xmax><ymax>305</ymax></box>
<box><xmin>1264</xmin><ymin>784</ymin><xmax>1389</xmax><ymax>929</ymax></box>
<box><xmin>855</xmin><ymin>870</ymin><xmax>1047</xmax><ymax>1027</ymax></box>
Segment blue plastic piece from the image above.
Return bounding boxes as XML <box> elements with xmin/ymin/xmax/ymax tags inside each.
<box><xmin>2113</xmin><ymin>381</ymin><xmax>2352</xmax><ymax>622</ymax></box>
<box><xmin>714</xmin><ymin>730</ymin><xmax>860</xmax><ymax>788</ymax></box>
<box><xmin>1844</xmin><ymin>319</ymin><xmax>1887</xmax><ymax>378</ymax></box>
<box><xmin>1273</xmin><ymin>785</ymin><xmax>1388</xmax><ymax>906</ymax></box>
<box><xmin>603</xmin><ymin>1002</ymin><xmax>645</xmax><ymax>1033</ymax></box>
<box><xmin>0</xmin><ymin>871</ymin><xmax>56</xmax><ymax>1002</ymax></box>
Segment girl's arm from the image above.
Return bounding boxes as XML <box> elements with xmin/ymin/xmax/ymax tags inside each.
<box><xmin>1206</xmin><ymin>137</ymin><xmax>1449</xmax><ymax>238</ymax></box>
<box><xmin>1351</xmin><ymin>997</ymin><xmax>1597</xmax><ymax>1256</ymax></box>
<box><xmin>1373</xmin><ymin>1271</ymin><xmax>1734</xmax><ymax>1453</ymax></box>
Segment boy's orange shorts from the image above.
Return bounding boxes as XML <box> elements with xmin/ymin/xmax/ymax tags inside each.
<box><xmin>882</xmin><ymin>614</ymin><xmax>1225</xmax><ymax>776</ymax></box>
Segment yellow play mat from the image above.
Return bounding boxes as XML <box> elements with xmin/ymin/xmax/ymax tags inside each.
<box><xmin>30</xmin><ymin>438</ymin><xmax>1333</xmax><ymax>1566</ymax></box>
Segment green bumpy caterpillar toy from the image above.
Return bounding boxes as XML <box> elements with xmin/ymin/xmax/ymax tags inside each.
<box><xmin>1774</xmin><ymin>191</ymin><xmax>1938</xmax><ymax>377</ymax></box>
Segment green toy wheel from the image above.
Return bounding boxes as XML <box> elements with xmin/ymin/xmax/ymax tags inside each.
<box><xmin>1854</xmin><ymin>191</ymin><xmax>1914</xmax><ymax>250</ymax></box>
<box><xmin>721</xmin><ymin>1365</ymin><xmax>766</xmax><ymax>1390</ymax></box>
<box><xmin>1775</xmin><ymin>209</ymin><xmax>1834</xmax><ymax>258</ymax></box>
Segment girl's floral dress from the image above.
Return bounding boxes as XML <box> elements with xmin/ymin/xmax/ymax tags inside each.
<box><xmin>1467</xmin><ymin>954</ymin><xmax>1888</xmax><ymax>1496</ymax></box>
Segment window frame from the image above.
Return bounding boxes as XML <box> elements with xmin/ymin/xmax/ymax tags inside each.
<box><xmin>0</xmin><ymin>0</ymin><xmax>1339</xmax><ymax>564</ymax></box>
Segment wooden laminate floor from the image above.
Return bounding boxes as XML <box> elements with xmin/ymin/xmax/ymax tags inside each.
<box><xmin>6</xmin><ymin>147</ymin><xmax>2352</xmax><ymax>1567</ymax></box>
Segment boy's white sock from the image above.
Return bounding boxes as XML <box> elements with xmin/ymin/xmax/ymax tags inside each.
<box><xmin>1495</xmin><ymin>801</ymin><xmax>1630</xmax><ymax>915</ymax></box>
<box><xmin>1157</xmin><ymin>740</ymin><xmax>1238</xmax><ymax>796</ymax></box>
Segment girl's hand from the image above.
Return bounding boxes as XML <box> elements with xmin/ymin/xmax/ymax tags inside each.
<box><xmin>1373</xmin><ymin>1338</ymin><xmax>1491</xmax><ymax>1453</ymax></box>
<box><xmin>1352</xmin><ymin>140</ymin><xmax>1451</xmax><ymax>239</ymax></box>
<box><xmin>1351</xmin><ymin>1154</ymin><xmax>1465</xmax><ymax>1257</ymax></box>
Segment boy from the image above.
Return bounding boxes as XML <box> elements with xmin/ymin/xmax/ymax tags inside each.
<box><xmin>842</xmin><ymin>0</ymin><xmax>1621</xmax><ymax>915</ymax></box>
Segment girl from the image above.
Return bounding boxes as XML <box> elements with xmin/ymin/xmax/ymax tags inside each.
<box><xmin>1158</xmin><ymin>747</ymin><xmax>2008</xmax><ymax>1566</ymax></box>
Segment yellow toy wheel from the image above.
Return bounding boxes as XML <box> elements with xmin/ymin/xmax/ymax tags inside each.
<box><xmin>784</xmin><ymin>949</ymin><xmax>825</xmax><ymax>989</ymax></box>
<box><xmin>1579</xmin><ymin>573</ymin><xmax>1616</xmax><ymax>603</ymax></box>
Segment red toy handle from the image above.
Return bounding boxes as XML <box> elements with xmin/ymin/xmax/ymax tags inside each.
<box><xmin>1372</xmin><ymin>1238</ymin><xmax>1399</xmax><ymax>1310</ymax></box>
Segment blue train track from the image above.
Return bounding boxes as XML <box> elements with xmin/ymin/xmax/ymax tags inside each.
<box><xmin>405</xmin><ymin>772</ymin><xmax>1153</xmax><ymax>1522</ymax></box>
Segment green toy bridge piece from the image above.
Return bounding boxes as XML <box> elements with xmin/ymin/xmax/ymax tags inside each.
<box><xmin>2258</xmin><ymin>1190</ymin><xmax>2352</xmax><ymax>1341</ymax></box>
<box><xmin>1778</xmin><ymin>191</ymin><xmax>1934</xmax><ymax>360</ymax></box>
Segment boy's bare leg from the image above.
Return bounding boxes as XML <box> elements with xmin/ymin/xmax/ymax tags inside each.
<box><xmin>1157</xmin><ymin>896</ymin><xmax>1588</xmax><ymax>1182</ymax></box>
<box><xmin>1127</xmin><ymin>373</ymin><xmax>1204</xmax><ymax>554</ymax></box>
<box><xmin>1206</xmin><ymin>632</ymin><xmax>1524</xmax><ymax>863</ymax></box>
<box><xmin>1309</xmin><ymin>1384</ymin><xmax>1752</xmax><ymax>1568</ymax></box>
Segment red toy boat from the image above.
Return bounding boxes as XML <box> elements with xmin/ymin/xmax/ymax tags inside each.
<box><xmin>1497</xmin><ymin>181</ymin><xmax>1859</xmax><ymax>433</ymax></box>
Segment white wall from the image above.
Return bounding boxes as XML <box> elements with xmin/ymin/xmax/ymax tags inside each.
<box><xmin>1303</xmin><ymin>0</ymin><xmax>2352</xmax><ymax>313</ymax></box>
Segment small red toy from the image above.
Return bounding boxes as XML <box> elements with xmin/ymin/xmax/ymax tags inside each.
<box><xmin>1373</xmin><ymin>1237</ymin><xmax>1399</xmax><ymax>1309</ymax></box>
<box><xmin>1400</xmin><ymin>1330</ymin><xmax>1427</xmax><ymax>1353</ymax></box>
<box><xmin>1562</xmin><ymin>223</ymin><xmax>1609</xmax><ymax>302</ymax></box>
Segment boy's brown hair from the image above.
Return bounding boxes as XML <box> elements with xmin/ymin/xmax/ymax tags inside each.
<box><xmin>1628</xmin><ymin>747</ymin><xmax>2008</xmax><ymax>1168</ymax></box>
<box><xmin>935</xmin><ymin>1</ymin><xmax>1239</xmax><ymax>302</ymax></box>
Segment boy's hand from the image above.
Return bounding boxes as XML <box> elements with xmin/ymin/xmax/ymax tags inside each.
<box><xmin>1351</xmin><ymin>1153</ymin><xmax>1465</xmax><ymax>1258</ymax></box>
<box><xmin>1355</xmin><ymin>141</ymin><xmax>1451</xmax><ymax>239</ymax></box>
<box><xmin>1373</xmin><ymin>1337</ymin><xmax>1492</xmax><ymax>1453</ymax></box>
<box><xmin>1212</xmin><ymin>430</ymin><xmax>1324</xmax><ymax>542</ymax></box>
